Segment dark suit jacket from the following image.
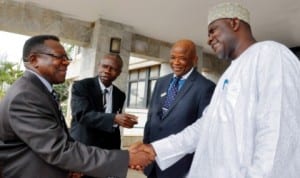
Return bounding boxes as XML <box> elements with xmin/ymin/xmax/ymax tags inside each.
<box><xmin>143</xmin><ymin>69</ymin><xmax>215</xmax><ymax>178</ymax></box>
<box><xmin>70</xmin><ymin>77</ymin><xmax>125</xmax><ymax>149</ymax></box>
<box><xmin>0</xmin><ymin>71</ymin><xmax>128</xmax><ymax>178</ymax></box>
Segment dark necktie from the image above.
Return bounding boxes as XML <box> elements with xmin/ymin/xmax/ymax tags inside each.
<box><xmin>51</xmin><ymin>90</ymin><xmax>60</xmax><ymax>106</ymax></box>
<box><xmin>51</xmin><ymin>90</ymin><xmax>72</xmax><ymax>139</ymax></box>
<box><xmin>162</xmin><ymin>77</ymin><xmax>180</xmax><ymax>115</ymax></box>
<box><xmin>102</xmin><ymin>88</ymin><xmax>108</xmax><ymax>110</ymax></box>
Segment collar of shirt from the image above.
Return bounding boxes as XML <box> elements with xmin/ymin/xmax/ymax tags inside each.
<box><xmin>27</xmin><ymin>69</ymin><xmax>53</xmax><ymax>93</ymax></box>
<box><xmin>172</xmin><ymin>67</ymin><xmax>194</xmax><ymax>90</ymax></box>
<box><xmin>98</xmin><ymin>78</ymin><xmax>113</xmax><ymax>95</ymax></box>
<box><xmin>173</xmin><ymin>67</ymin><xmax>194</xmax><ymax>80</ymax></box>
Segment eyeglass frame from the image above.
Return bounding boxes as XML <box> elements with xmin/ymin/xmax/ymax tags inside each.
<box><xmin>33</xmin><ymin>52</ymin><xmax>72</xmax><ymax>62</ymax></box>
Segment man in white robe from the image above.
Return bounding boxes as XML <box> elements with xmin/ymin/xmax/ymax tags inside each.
<box><xmin>134</xmin><ymin>2</ymin><xmax>300</xmax><ymax>178</ymax></box>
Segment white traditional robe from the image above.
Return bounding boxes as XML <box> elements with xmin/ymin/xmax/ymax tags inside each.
<box><xmin>152</xmin><ymin>41</ymin><xmax>300</xmax><ymax>178</ymax></box>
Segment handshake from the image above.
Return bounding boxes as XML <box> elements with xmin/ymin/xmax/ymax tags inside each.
<box><xmin>128</xmin><ymin>141</ymin><xmax>156</xmax><ymax>170</ymax></box>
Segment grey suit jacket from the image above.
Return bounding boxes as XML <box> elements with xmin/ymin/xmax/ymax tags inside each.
<box><xmin>0</xmin><ymin>71</ymin><xmax>128</xmax><ymax>178</ymax></box>
<box><xmin>143</xmin><ymin>69</ymin><xmax>215</xmax><ymax>178</ymax></box>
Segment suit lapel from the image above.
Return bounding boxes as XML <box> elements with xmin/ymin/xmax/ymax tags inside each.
<box><xmin>24</xmin><ymin>71</ymin><xmax>71</xmax><ymax>138</ymax></box>
<box><xmin>112</xmin><ymin>86</ymin><xmax>122</xmax><ymax>113</ymax></box>
<box><xmin>24</xmin><ymin>71</ymin><xmax>58</xmax><ymax>110</ymax></box>
<box><xmin>159</xmin><ymin>75</ymin><xmax>173</xmax><ymax>109</ymax></box>
<box><xmin>162</xmin><ymin>70</ymin><xmax>197</xmax><ymax>118</ymax></box>
<box><xmin>92</xmin><ymin>77</ymin><xmax>104</xmax><ymax>110</ymax></box>
<box><xmin>112</xmin><ymin>86</ymin><xmax>117</xmax><ymax>113</ymax></box>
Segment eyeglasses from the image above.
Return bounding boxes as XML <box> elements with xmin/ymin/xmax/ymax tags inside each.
<box><xmin>35</xmin><ymin>52</ymin><xmax>72</xmax><ymax>62</ymax></box>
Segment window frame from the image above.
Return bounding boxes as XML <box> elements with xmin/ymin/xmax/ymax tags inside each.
<box><xmin>127</xmin><ymin>65</ymin><xmax>160</xmax><ymax>108</ymax></box>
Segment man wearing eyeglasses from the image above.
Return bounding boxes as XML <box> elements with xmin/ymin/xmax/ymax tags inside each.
<box><xmin>0</xmin><ymin>35</ymin><xmax>153</xmax><ymax>178</ymax></box>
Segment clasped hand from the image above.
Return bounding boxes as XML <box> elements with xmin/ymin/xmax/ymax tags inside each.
<box><xmin>128</xmin><ymin>141</ymin><xmax>156</xmax><ymax>171</ymax></box>
<box><xmin>114</xmin><ymin>113</ymin><xmax>138</xmax><ymax>128</ymax></box>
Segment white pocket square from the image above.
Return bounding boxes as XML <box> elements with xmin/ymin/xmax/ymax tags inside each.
<box><xmin>160</xmin><ymin>92</ymin><xmax>166</xmax><ymax>97</ymax></box>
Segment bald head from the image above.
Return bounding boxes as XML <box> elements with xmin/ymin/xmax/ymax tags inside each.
<box><xmin>171</xmin><ymin>39</ymin><xmax>197</xmax><ymax>58</ymax></box>
<box><xmin>170</xmin><ymin>39</ymin><xmax>198</xmax><ymax>77</ymax></box>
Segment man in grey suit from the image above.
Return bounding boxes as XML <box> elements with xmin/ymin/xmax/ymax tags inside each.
<box><xmin>143</xmin><ymin>39</ymin><xmax>215</xmax><ymax>178</ymax></box>
<box><xmin>0</xmin><ymin>35</ymin><xmax>152</xmax><ymax>178</ymax></box>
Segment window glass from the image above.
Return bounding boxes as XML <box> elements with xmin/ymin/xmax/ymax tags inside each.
<box><xmin>150</xmin><ymin>65</ymin><xmax>160</xmax><ymax>78</ymax></box>
<box><xmin>127</xmin><ymin>65</ymin><xmax>160</xmax><ymax>108</ymax></box>
<box><xmin>129</xmin><ymin>82</ymin><xmax>137</xmax><ymax>107</ymax></box>
<box><xmin>139</xmin><ymin>68</ymin><xmax>147</xmax><ymax>80</ymax></box>
<box><xmin>130</xmin><ymin>70</ymin><xmax>138</xmax><ymax>80</ymax></box>
<box><xmin>136</xmin><ymin>81</ymin><xmax>145</xmax><ymax>108</ymax></box>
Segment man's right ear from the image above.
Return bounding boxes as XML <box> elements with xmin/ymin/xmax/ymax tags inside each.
<box><xmin>230</xmin><ymin>18</ymin><xmax>240</xmax><ymax>31</ymax></box>
<box><xmin>28</xmin><ymin>54</ymin><xmax>38</xmax><ymax>68</ymax></box>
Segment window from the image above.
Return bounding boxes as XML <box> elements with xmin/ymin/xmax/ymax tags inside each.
<box><xmin>127</xmin><ymin>65</ymin><xmax>160</xmax><ymax>108</ymax></box>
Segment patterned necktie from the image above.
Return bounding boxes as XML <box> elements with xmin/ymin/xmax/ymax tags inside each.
<box><xmin>102</xmin><ymin>88</ymin><xmax>108</xmax><ymax>110</ymax></box>
<box><xmin>162</xmin><ymin>77</ymin><xmax>181</xmax><ymax>115</ymax></box>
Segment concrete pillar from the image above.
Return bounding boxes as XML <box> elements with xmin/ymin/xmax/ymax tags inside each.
<box><xmin>77</xmin><ymin>19</ymin><xmax>133</xmax><ymax>92</ymax></box>
<box><xmin>65</xmin><ymin>19</ymin><xmax>134</xmax><ymax>125</ymax></box>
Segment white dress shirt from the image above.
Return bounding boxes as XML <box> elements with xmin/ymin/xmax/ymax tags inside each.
<box><xmin>98</xmin><ymin>79</ymin><xmax>118</xmax><ymax>127</ymax></box>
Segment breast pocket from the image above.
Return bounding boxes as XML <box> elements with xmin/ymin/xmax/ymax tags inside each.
<box><xmin>219</xmin><ymin>82</ymin><xmax>241</xmax><ymax>122</ymax></box>
<box><xmin>225</xmin><ymin>83</ymin><xmax>240</xmax><ymax>108</ymax></box>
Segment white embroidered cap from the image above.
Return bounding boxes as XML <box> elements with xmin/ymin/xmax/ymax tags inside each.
<box><xmin>208</xmin><ymin>2</ymin><xmax>250</xmax><ymax>25</ymax></box>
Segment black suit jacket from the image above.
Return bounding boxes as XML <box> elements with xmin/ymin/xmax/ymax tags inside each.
<box><xmin>70</xmin><ymin>77</ymin><xmax>125</xmax><ymax>149</ymax></box>
<box><xmin>0</xmin><ymin>71</ymin><xmax>129</xmax><ymax>178</ymax></box>
<box><xmin>143</xmin><ymin>69</ymin><xmax>215</xmax><ymax>178</ymax></box>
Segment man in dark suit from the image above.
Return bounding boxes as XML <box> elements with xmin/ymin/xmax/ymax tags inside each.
<box><xmin>143</xmin><ymin>39</ymin><xmax>215</xmax><ymax>178</ymax></box>
<box><xmin>70</xmin><ymin>53</ymin><xmax>137</xmax><ymax>152</ymax></box>
<box><xmin>0</xmin><ymin>35</ymin><xmax>152</xmax><ymax>178</ymax></box>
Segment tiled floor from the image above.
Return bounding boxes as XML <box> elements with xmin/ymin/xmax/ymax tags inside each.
<box><xmin>127</xmin><ymin>169</ymin><xmax>146</xmax><ymax>178</ymax></box>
